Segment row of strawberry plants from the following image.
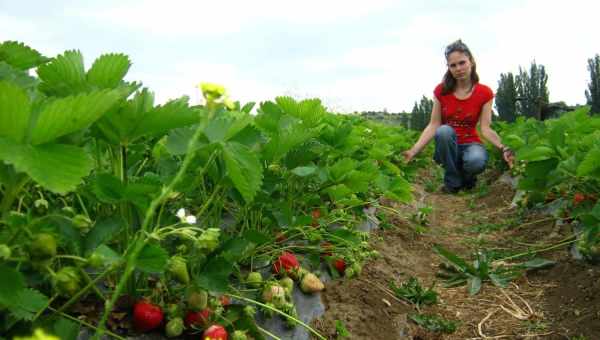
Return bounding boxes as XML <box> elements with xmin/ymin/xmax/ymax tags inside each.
<box><xmin>495</xmin><ymin>108</ymin><xmax>600</xmax><ymax>262</ymax></box>
<box><xmin>0</xmin><ymin>41</ymin><xmax>418</xmax><ymax>339</ymax></box>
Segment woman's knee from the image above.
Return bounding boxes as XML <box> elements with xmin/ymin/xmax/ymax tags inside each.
<box><xmin>435</xmin><ymin>125</ymin><xmax>456</xmax><ymax>141</ymax></box>
<box><xmin>463</xmin><ymin>148</ymin><xmax>488</xmax><ymax>174</ymax></box>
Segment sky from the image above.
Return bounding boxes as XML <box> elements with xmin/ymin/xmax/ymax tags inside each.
<box><xmin>1</xmin><ymin>0</ymin><xmax>598</xmax><ymax>113</ymax></box>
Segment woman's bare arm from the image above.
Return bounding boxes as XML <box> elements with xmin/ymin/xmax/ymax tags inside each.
<box><xmin>479</xmin><ymin>100</ymin><xmax>504</xmax><ymax>149</ymax></box>
<box><xmin>479</xmin><ymin>100</ymin><xmax>514</xmax><ymax>166</ymax></box>
<box><xmin>403</xmin><ymin>98</ymin><xmax>442</xmax><ymax>162</ymax></box>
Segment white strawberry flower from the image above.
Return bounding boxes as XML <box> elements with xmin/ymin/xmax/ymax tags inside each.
<box><xmin>185</xmin><ymin>215</ymin><xmax>197</xmax><ymax>225</ymax></box>
<box><xmin>176</xmin><ymin>208</ymin><xmax>187</xmax><ymax>220</ymax></box>
<box><xmin>176</xmin><ymin>208</ymin><xmax>197</xmax><ymax>225</ymax></box>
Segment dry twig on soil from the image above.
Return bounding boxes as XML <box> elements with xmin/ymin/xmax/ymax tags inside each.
<box><xmin>496</xmin><ymin>289</ymin><xmax>536</xmax><ymax>321</ymax></box>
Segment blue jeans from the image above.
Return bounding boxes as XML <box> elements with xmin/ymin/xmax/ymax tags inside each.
<box><xmin>433</xmin><ymin>125</ymin><xmax>488</xmax><ymax>190</ymax></box>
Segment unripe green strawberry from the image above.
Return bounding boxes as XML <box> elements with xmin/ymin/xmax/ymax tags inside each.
<box><xmin>279</xmin><ymin>277</ymin><xmax>294</xmax><ymax>297</ymax></box>
<box><xmin>187</xmin><ymin>290</ymin><xmax>208</xmax><ymax>311</ymax></box>
<box><xmin>196</xmin><ymin>228</ymin><xmax>220</xmax><ymax>253</ymax></box>
<box><xmin>72</xmin><ymin>214</ymin><xmax>92</xmax><ymax>233</ymax></box>
<box><xmin>30</xmin><ymin>233</ymin><xmax>57</xmax><ymax>259</ymax></box>
<box><xmin>165</xmin><ymin>317</ymin><xmax>184</xmax><ymax>338</ymax></box>
<box><xmin>232</xmin><ymin>330</ymin><xmax>248</xmax><ymax>340</ymax></box>
<box><xmin>267</xmin><ymin>163</ymin><xmax>281</xmax><ymax>172</ymax></box>
<box><xmin>168</xmin><ymin>256</ymin><xmax>190</xmax><ymax>284</ymax></box>
<box><xmin>53</xmin><ymin>266</ymin><xmax>81</xmax><ymax>297</ymax></box>
<box><xmin>369</xmin><ymin>250</ymin><xmax>380</xmax><ymax>259</ymax></box>
<box><xmin>87</xmin><ymin>252</ymin><xmax>105</xmax><ymax>268</ymax></box>
<box><xmin>281</xmin><ymin>302</ymin><xmax>299</xmax><ymax>328</ymax></box>
<box><xmin>0</xmin><ymin>244</ymin><xmax>11</xmax><ymax>260</ymax></box>
<box><xmin>263</xmin><ymin>302</ymin><xmax>276</xmax><ymax>318</ymax></box>
<box><xmin>166</xmin><ymin>303</ymin><xmax>181</xmax><ymax>318</ymax></box>
<box><xmin>243</xmin><ymin>305</ymin><xmax>256</xmax><ymax>319</ymax></box>
<box><xmin>344</xmin><ymin>267</ymin><xmax>355</xmax><ymax>278</ymax></box>
<box><xmin>262</xmin><ymin>284</ymin><xmax>286</xmax><ymax>308</ymax></box>
<box><xmin>34</xmin><ymin>198</ymin><xmax>49</xmax><ymax>213</ymax></box>
<box><xmin>351</xmin><ymin>262</ymin><xmax>362</xmax><ymax>276</ymax></box>
<box><xmin>246</xmin><ymin>271</ymin><xmax>263</xmax><ymax>288</ymax></box>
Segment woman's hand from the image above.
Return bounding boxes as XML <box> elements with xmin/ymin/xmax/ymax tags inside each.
<box><xmin>501</xmin><ymin>146</ymin><xmax>515</xmax><ymax>168</ymax></box>
<box><xmin>403</xmin><ymin>149</ymin><xmax>416</xmax><ymax>163</ymax></box>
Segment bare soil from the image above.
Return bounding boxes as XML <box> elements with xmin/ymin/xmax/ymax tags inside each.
<box><xmin>313</xmin><ymin>171</ymin><xmax>600</xmax><ymax>340</ymax></box>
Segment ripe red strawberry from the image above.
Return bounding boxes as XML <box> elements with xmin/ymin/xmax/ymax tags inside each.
<box><xmin>133</xmin><ymin>300</ymin><xmax>163</xmax><ymax>332</ymax></box>
<box><xmin>333</xmin><ymin>258</ymin><xmax>346</xmax><ymax>274</ymax></box>
<box><xmin>272</xmin><ymin>252</ymin><xmax>300</xmax><ymax>276</ymax></box>
<box><xmin>573</xmin><ymin>192</ymin><xmax>586</xmax><ymax>205</ymax></box>
<box><xmin>311</xmin><ymin>209</ymin><xmax>321</xmax><ymax>227</ymax></box>
<box><xmin>219</xmin><ymin>295</ymin><xmax>231</xmax><ymax>306</ymax></box>
<box><xmin>320</xmin><ymin>242</ymin><xmax>333</xmax><ymax>258</ymax></box>
<box><xmin>203</xmin><ymin>324</ymin><xmax>228</xmax><ymax>340</ymax></box>
<box><xmin>185</xmin><ymin>308</ymin><xmax>211</xmax><ymax>329</ymax></box>
<box><xmin>275</xmin><ymin>232</ymin><xmax>287</xmax><ymax>243</ymax></box>
<box><xmin>544</xmin><ymin>192</ymin><xmax>557</xmax><ymax>203</ymax></box>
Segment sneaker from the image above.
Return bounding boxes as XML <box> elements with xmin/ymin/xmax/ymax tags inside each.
<box><xmin>439</xmin><ymin>185</ymin><xmax>460</xmax><ymax>194</ymax></box>
<box><xmin>462</xmin><ymin>181</ymin><xmax>476</xmax><ymax>191</ymax></box>
<box><xmin>461</xmin><ymin>175</ymin><xmax>477</xmax><ymax>191</ymax></box>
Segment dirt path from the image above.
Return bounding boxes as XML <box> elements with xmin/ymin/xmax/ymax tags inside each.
<box><xmin>312</xmin><ymin>172</ymin><xmax>600</xmax><ymax>339</ymax></box>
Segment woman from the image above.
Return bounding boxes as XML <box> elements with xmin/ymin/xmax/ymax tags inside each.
<box><xmin>403</xmin><ymin>39</ymin><xmax>514</xmax><ymax>193</ymax></box>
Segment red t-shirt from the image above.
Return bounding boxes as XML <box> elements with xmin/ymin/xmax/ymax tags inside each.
<box><xmin>433</xmin><ymin>83</ymin><xmax>494</xmax><ymax>144</ymax></box>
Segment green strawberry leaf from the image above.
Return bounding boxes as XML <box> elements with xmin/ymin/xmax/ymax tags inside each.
<box><xmin>196</xmin><ymin>256</ymin><xmax>233</xmax><ymax>293</ymax></box>
<box><xmin>136</xmin><ymin>243</ymin><xmax>168</xmax><ymax>274</ymax></box>
<box><xmin>0</xmin><ymin>264</ymin><xmax>25</xmax><ymax>306</ymax></box>
<box><xmin>223</xmin><ymin>142</ymin><xmax>263</xmax><ymax>203</ymax></box>
<box><xmin>10</xmin><ymin>289</ymin><xmax>49</xmax><ymax>321</ymax></box>
<box><xmin>83</xmin><ymin>217</ymin><xmax>124</xmax><ymax>255</ymax></box>
<box><xmin>577</xmin><ymin>146</ymin><xmax>600</xmax><ymax>177</ymax></box>
<box><xmin>0</xmin><ymin>139</ymin><xmax>94</xmax><ymax>194</ymax></box>
<box><xmin>30</xmin><ymin>89</ymin><xmax>124</xmax><ymax>145</ymax></box>
<box><xmin>86</xmin><ymin>53</ymin><xmax>131</xmax><ymax>89</ymax></box>
<box><xmin>37</xmin><ymin>50</ymin><xmax>88</xmax><ymax>96</ymax></box>
<box><xmin>0</xmin><ymin>41</ymin><xmax>49</xmax><ymax>70</ymax></box>
<box><xmin>53</xmin><ymin>317</ymin><xmax>81</xmax><ymax>340</ymax></box>
<box><xmin>0</xmin><ymin>80</ymin><xmax>31</xmax><ymax>143</ymax></box>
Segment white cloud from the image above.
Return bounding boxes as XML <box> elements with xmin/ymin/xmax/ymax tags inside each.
<box><xmin>0</xmin><ymin>14</ymin><xmax>62</xmax><ymax>55</ymax></box>
<box><xmin>127</xmin><ymin>60</ymin><xmax>279</xmax><ymax>107</ymax></box>
<box><xmin>2</xmin><ymin>0</ymin><xmax>599</xmax><ymax>112</ymax></box>
<box><xmin>66</xmin><ymin>0</ymin><xmax>399</xmax><ymax>37</ymax></box>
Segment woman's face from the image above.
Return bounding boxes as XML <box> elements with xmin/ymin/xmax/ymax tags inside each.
<box><xmin>446</xmin><ymin>51</ymin><xmax>472</xmax><ymax>81</ymax></box>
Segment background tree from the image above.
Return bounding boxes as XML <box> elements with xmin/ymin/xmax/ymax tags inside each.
<box><xmin>495</xmin><ymin>72</ymin><xmax>518</xmax><ymax>122</ymax></box>
<box><xmin>515</xmin><ymin>61</ymin><xmax>549</xmax><ymax>120</ymax></box>
<box><xmin>410</xmin><ymin>102</ymin><xmax>420</xmax><ymax>130</ymax></box>
<box><xmin>418</xmin><ymin>95</ymin><xmax>433</xmax><ymax>130</ymax></box>
<box><xmin>409</xmin><ymin>95</ymin><xmax>433</xmax><ymax>131</ymax></box>
<box><xmin>585</xmin><ymin>54</ymin><xmax>600</xmax><ymax>115</ymax></box>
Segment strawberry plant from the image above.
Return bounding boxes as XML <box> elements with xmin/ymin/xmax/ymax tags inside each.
<box><xmin>0</xmin><ymin>39</ymin><xmax>418</xmax><ymax>340</ymax></box>
<box><xmin>497</xmin><ymin>109</ymin><xmax>600</xmax><ymax>257</ymax></box>
<box><xmin>434</xmin><ymin>245</ymin><xmax>554</xmax><ymax>295</ymax></box>
<box><xmin>389</xmin><ymin>277</ymin><xmax>437</xmax><ymax>308</ymax></box>
<box><xmin>409</xmin><ymin>313</ymin><xmax>457</xmax><ymax>334</ymax></box>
